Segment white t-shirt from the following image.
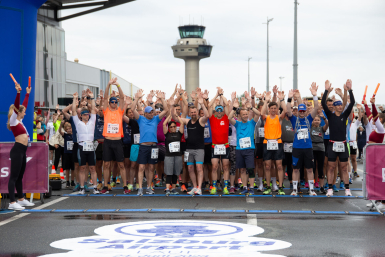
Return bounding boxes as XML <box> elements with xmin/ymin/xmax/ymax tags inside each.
<box><xmin>47</xmin><ymin>121</ymin><xmax>55</xmax><ymax>139</ymax></box>
<box><xmin>73</xmin><ymin>114</ymin><xmax>96</xmax><ymax>142</ymax></box>
<box><xmin>349</xmin><ymin>119</ymin><xmax>361</xmax><ymax>142</ymax></box>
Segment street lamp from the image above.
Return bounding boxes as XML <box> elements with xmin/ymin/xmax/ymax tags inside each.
<box><xmin>263</xmin><ymin>17</ymin><xmax>273</xmax><ymax>92</ymax></box>
<box><xmin>293</xmin><ymin>0</ymin><xmax>299</xmax><ymax>90</ymax></box>
<box><xmin>248</xmin><ymin>57</ymin><xmax>252</xmax><ymax>93</ymax></box>
<box><xmin>279</xmin><ymin>76</ymin><xmax>285</xmax><ymax>91</ymax></box>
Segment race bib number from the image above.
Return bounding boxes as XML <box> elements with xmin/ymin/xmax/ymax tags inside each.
<box><xmin>151</xmin><ymin>148</ymin><xmax>159</xmax><ymax>159</ymax></box>
<box><xmin>83</xmin><ymin>141</ymin><xmax>94</xmax><ymax>152</ymax></box>
<box><xmin>169</xmin><ymin>142</ymin><xmax>180</xmax><ymax>153</ymax></box>
<box><xmin>259</xmin><ymin>128</ymin><xmax>265</xmax><ymax>137</ymax></box>
<box><xmin>176</xmin><ymin>126</ymin><xmax>180</xmax><ymax>132</ymax></box>
<box><xmin>333</xmin><ymin>142</ymin><xmax>345</xmax><ymax>152</ymax></box>
<box><xmin>93</xmin><ymin>141</ymin><xmax>99</xmax><ymax>151</ymax></box>
<box><xmin>284</xmin><ymin>143</ymin><xmax>293</xmax><ymax>153</ymax></box>
<box><xmin>134</xmin><ymin>134</ymin><xmax>140</xmax><ymax>144</ymax></box>
<box><xmin>184</xmin><ymin>151</ymin><xmax>189</xmax><ymax>162</ymax></box>
<box><xmin>239</xmin><ymin>137</ymin><xmax>251</xmax><ymax>149</ymax></box>
<box><xmin>107</xmin><ymin>123</ymin><xmax>119</xmax><ymax>134</ymax></box>
<box><xmin>350</xmin><ymin>141</ymin><xmax>357</xmax><ymax>149</ymax></box>
<box><xmin>67</xmin><ymin>141</ymin><xmax>73</xmax><ymax>151</ymax></box>
<box><xmin>204</xmin><ymin>127</ymin><xmax>210</xmax><ymax>138</ymax></box>
<box><xmin>267</xmin><ymin>140</ymin><xmax>279</xmax><ymax>150</ymax></box>
<box><xmin>214</xmin><ymin>144</ymin><xmax>226</xmax><ymax>155</ymax></box>
<box><xmin>325</xmin><ymin>128</ymin><xmax>330</xmax><ymax>136</ymax></box>
<box><xmin>297</xmin><ymin>129</ymin><xmax>309</xmax><ymax>140</ymax></box>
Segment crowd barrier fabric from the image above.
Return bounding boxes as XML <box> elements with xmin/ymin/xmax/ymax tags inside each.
<box><xmin>0</xmin><ymin>142</ymin><xmax>48</xmax><ymax>193</ymax></box>
<box><xmin>363</xmin><ymin>143</ymin><xmax>385</xmax><ymax>200</ymax></box>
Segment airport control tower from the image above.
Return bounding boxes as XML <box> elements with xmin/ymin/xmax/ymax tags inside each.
<box><xmin>172</xmin><ymin>25</ymin><xmax>213</xmax><ymax>99</ymax></box>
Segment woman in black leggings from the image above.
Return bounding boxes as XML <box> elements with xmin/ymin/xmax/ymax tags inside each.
<box><xmin>6</xmin><ymin>82</ymin><xmax>35</xmax><ymax>210</ymax></box>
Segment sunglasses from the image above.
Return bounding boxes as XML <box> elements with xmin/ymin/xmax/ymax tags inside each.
<box><xmin>299</xmin><ymin>110</ymin><xmax>306</xmax><ymax>113</ymax></box>
<box><xmin>110</xmin><ymin>101</ymin><xmax>118</xmax><ymax>104</ymax></box>
<box><xmin>169</xmin><ymin>126</ymin><xmax>176</xmax><ymax>128</ymax></box>
<box><xmin>82</xmin><ymin>113</ymin><xmax>90</xmax><ymax>116</ymax></box>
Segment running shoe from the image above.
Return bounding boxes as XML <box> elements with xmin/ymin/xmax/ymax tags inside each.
<box><xmin>366</xmin><ymin>201</ymin><xmax>378</xmax><ymax>208</ymax></box>
<box><xmin>254</xmin><ymin>182</ymin><xmax>257</xmax><ymax>187</ymax></box>
<box><xmin>73</xmin><ymin>183</ymin><xmax>80</xmax><ymax>192</ymax></box>
<box><xmin>377</xmin><ymin>203</ymin><xmax>385</xmax><ymax>211</ymax></box>
<box><xmin>263</xmin><ymin>188</ymin><xmax>272</xmax><ymax>195</ymax></box>
<box><xmin>100</xmin><ymin>187</ymin><xmax>109</xmax><ymax>194</ymax></box>
<box><xmin>345</xmin><ymin>189</ymin><xmax>352</xmax><ymax>196</ymax></box>
<box><xmin>326</xmin><ymin>189</ymin><xmax>334</xmax><ymax>197</ymax></box>
<box><xmin>155</xmin><ymin>180</ymin><xmax>162</xmax><ymax>187</ymax></box>
<box><xmin>66</xmin><ymin>181</ymin><xmax>70</xmax><ymax>188</ymax></box>
<box><xmin>78</xmin><ymin>188</ymin><xmax>85</xmax><ymax>195</ymax></box>
<box><xmin>217</xmin><ymin>184</ymin><xmax>222</xmax><ymax>192</ymax></box>
<box><xmin>257</xmin><ymin>186</ymin><xmax>263</xmax><ymax>192</ymax></box>
<box><xmin>71</xmin><ymin>181</ymin><xmax>76</xmax><ymax>187</ymax></box>
<box><xmin>17</xmin><ymin>199</ymin><xmax>35</xmax><ymax>207</ymax></box>
<box><xmin>210</xmin><ymin>187</ymin><xmax>217</xmax><ymax>195</ymax></box>
<box><xmin>165</xmin><ymin>190</ymin><xmax>171</xmax><ymax>196</ymax></box>
<box><xmin>137</xmin><ymin>188</ymin><xmax>143</xmax><ymax>196</ymax></box>
<box><xmin>187</xmin><ymin>188</ymin><xmax>198</xmax><ymax>195</ymax></box>
<box><xmin>304</xmin><ymin>182</ymin><xmax>309</xmax><ymax>188</ymax></box>
<box><xmin>195</xmin><ymin>188</ymin><xmax>202</xmax><ymax>195</ymax></box>
<box><xmin>308</xmin><ymin>190</ymin><xmax>317</xmax><ymax>196</ymax></box>
<box><xmin>339</xmin><ymin>181</ymin><xmax>345</xmax><ymax>189</ymax></box>
<box><xmin>204</xmin><ymin>183</ymin><xmax>210</xmax><ymax>192</ymax></box>
<box><xmin>181</xmin><ymin>184</ymin><xmax>188</xmax><ymax>192</ymax></box>
<box><xmin>176</xmin><ymin>181</ymin><xmax>180</xmax><ymax>187</ymax></box>
<box><xmin>146</xmin><ymin>188</ymin><xmax>155</xmax><ymax>195</ymax></box>
<box><xmin>135</xmin><ymin>183</ymin><xmax>140</xmax><ymax>191</ymax></box>
<box><xmin>272</xmin><ymin>184</ymin><xmax>279</xmax><ymax>192</ymax></box>
<box><xmin>248</xmin><ymin>188</ymin><xmax>254</xmax><ymax>195</ymax></box>
<box><xmin>229</xmin><ymin>187</ymin><xmax>235</xmax><ymax>194</ymax></box>
<box><xmin>349</xmin><ymin>178</ymin><xmax>353</xmax><ymax>184</ymax></box>
<box><xmin>314</xmin><ymin>182</ymin><xmax>319</xmax><ymax>188</ymax></box>
<box><xmin>234</xmin><ymin>185</ymin><xmax>240</xmax><ymax>191</ymax></box>
<box><xmin>263</xmin><ymin>179</ymin><xmax>267</xmax><ymax>187</ymax></box>
<box><xmin>123</xmin><ymin>186</ymin><xmax>130</xmax><ymax>194</ymax></box>
<box><xmin>93</xmin><ymin>188</ymin><xmax>100</xmax><ymax>194</ymax></box>
<box><xmin>171</xmin><ymin>189</ymin><xmax>179</xmax><ymax>195</ymax></box>
<box><xmin>8</xmin><ymin>202</ymin><xmax>25</xmax><ymax>211</ymax></box>
<box><xmin>240</xmin><ymin>188</ymin><xmax>249</xmax><ymax>195</ymax></box>
<box><xmin>97</xmin><ymin>183</ymin><xmax>103</xmax><ymax>191</ymax></box>
<box><xmin>300</xmin><ymin>180</ymin><xmax>305</xmax><ymax>186</ymax></box>
<box><xmin>324</xmin><ymin>181</ymin><xmax>329</xmax><ymax>189</ymax></box>
<box><xmin>116</xmin><ymin>178</ymin><xmax>121</xmax><ymax>184</ymax></box>
<box><xmin>238</xmin><ymin>178</ymin><xmax>242</xmax><ymax>184</ymax></box>
<box><xmin>353</xmin><ymin>171</ymin><xmax>359</xmax><ymax>178</ymax></box>
<box><xmin>110</xmin><ymin>182</ymin><xmax>116</xmax><ymax>188</ymax></box>
<box><xmin>320</xmin><ymin>187</ymin><xmax>326</xmax><ymax>194</ymax></box>
<box><xmin>128</xmin><ymin>184</ymin><xmax>134</xmax><ymax>192</ymax></box>
<box><xmin>332</xmin><ymin>185</ymin><xmax>339</xmax><ymax>192</ymax></box>
<box><xmin>84</xmin><ymin>184</ymin><xmax>90</xmax><ymax>192</ymax></box>
<box><xmin>290</xmin><ymin>190</ymin><xmax>298</xmax><ymax>196</ymax></box>
<box><xmin>223</xmin><ymin>187</ymin><xmax>229</xmax><ymax>195</ymax></box>
<box><xmin>278</xmin><ymin>188</ymin><xmax>285</xmax><ymax>195</ymax></box>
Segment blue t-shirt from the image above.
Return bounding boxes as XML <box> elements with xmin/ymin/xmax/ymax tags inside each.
<box><xmin>69</xmin><ymin>116</ymin><xmax>78</xmax><ymax>143</ymax></box>
<box><xmin>63</xmin><ymin>133</ymin><xmax>73</xmax><ymax>154</ymax></box>
<box><xmin>290</xmin><ymin>114</ymin><xmax>313</xmax><ymax>149</ymax></box>
<box><xmin>137</xmin><ymin>115</ymin><xmax>162</xmax><ymax>143</ymax></box>
<box><xmin>94</xmin><ymin>114</ymin><xmax>104</xmax><ymax>140</ymax></box>
<box><xmin>346</xmin><ymin>118</ymin><xmax>352</xmax><ymax>141</ymax></box>
<box><xmin>234</xmin><ymin>119</ymin><xmax>257</xmax><ymax>150</ymax></box>
<box><xmin>123</xmin><ymin>121</ymin><xmax>132</xmax><ymax>145</ymax></box>
<box><xmin>204</xmin><ymin>119</ymin><xmax>212</xmax><ymax>143</ymax></box>
<box><xmin>322</xmin><ymin>110</ymin><xmax>330</xmax><ymax>140</ymax></box>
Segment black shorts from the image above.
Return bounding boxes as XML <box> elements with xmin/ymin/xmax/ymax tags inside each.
<box><xmin>236</xmin><ymin>149</ymin><xmax>255</xmax><ymax>169</ymax></box>
<box><xmin>211</xmin><ymin>146</ymin><xmax>230</xmax><ymax>160</ymax></box>
<box><xmin>204</xmin><ymin>143</ymin><xmax>212</xmax><ymax>164</ymax></box>
<box><xmin>327</xmin><ymin>141</ymin><xmax>349</xmax><ymax>162</ymax></box>
<box><xmin>263</xmin><ymin>143</ymin><xmax>284</xmax><ymax>161</ymax></box>
<box><xmin>292</xmin><ymin>148</ymin><xmax>314</xmax><ymax>169</ymax></box>
<box><xmin>348</xmin><ymin>143</ymin><xmax>357</xmax><ymax>156</ymax></box>
<box><xmin>72</xmin><ymin>143</ymin><xmax>79</xmax><ymax>163</ymax></box>
<box><xmin>157</xmin><ymin>144</ymin><xmax>166</xmax><ymax>162</ymax></box>
<box><xmin>123</xmin><ymin>144</ymin><xmax>132</xmax><ymax>159</ymax></box>
<box><xmin>254</xmin><ymin>142</ymin><xmax>264</xmax><ymax>159</ymax></box>
<box><xmin>137</xmin><ymin>144</ymin><xmax>159</xmax><ymax>165</ymax></box>
<box><xmin>62</xmin><ymin>153</ymin><xmax>74</xmax><ymax>171</ymax></box>
<box><xmin>282</xmin><ymin>151</ymin><xmax>292</xmax><ymax>166</ymax></box>
<box><xmin>103</xmin><ymin>139</ymin><xmax>124</xmax><ymax>162</ymax></box>
<box><xmin>77</xmin><ymin>145</ymin><xmax>96</xmax><ymax>166</ymax></box>
<box><xmin>49</xmin><ymin>144</ymin><xmax>56</xmax><ymax>151</ymax></box>
<box><xmin>95</xmin><ymin>142</ymin><xmax>103</xmax><ymax>161</ymax></box>
<box><xmin>324</xmin><ymin>139</ymin><xmax>329</xmax><ymax>158</ymax></box>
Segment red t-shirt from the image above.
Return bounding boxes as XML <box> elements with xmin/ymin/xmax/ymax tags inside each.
<box><xmin>173</xmin><ymin>119</ymin><xmax>186</xmax><ymax>143</ymax></box>
<box><xmin>209</xmin><ymin>114</ymin><xmax>229</xmax><ymax>147</ymax></box>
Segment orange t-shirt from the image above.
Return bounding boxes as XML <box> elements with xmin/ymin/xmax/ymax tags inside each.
<box><xmin>263</xmin><ymin>115</ymin><xmax>282</xmax><ymax>144</ymax></box>
<box><xmin>102</xmin><ymin>108</ymin><xmax>124</xmax><ymax>138</ymax></box>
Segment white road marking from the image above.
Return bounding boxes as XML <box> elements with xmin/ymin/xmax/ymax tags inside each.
<box><xmin>0</xmin><ymin>213</ymin><xmax>30</xmax><ymax>227</ymax></box>
<box><xmin>33</xmin><ymin>196</ymin><xmax>68</xmax><ymax>210</ymax></box>
<box><xmin>246</xmin><ymin>197</ymin><xmax>255</xmax><ymax>203</ymax></box>
<box><xmin>247</xmin><ymin>214</ymin><xmax>257</xmax><ymax>226</ymax></box>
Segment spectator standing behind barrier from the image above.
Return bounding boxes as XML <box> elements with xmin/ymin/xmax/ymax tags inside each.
<box><xmin>7</xmin><ymin>82</ymin><xmax>35</xmax><ymax>210</ymax></box>
<box><xmin>60</xmin><ymin>121</ymin><xmax>75</xmax><ymax>188</ymax></box>
<box><xmin>50</xmin><ymin>120</ymin><xmax>64</xmax><ymax>173</ymax></box>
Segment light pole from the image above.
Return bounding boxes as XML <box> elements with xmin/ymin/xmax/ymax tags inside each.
<box><xmin>248</xmin><ymin>57</ymin><xmax>252</xmax><ymax>93</ymax></box>
<box><xmin>279</xmin><ymin>76</ymin><xmax>285</xmax><ymax>91</ymax></box>
<box><xmin>293</xmin><ymin>0</ymin><xmax>299</xmax><ymax>90</ymax></box>
<box><xmin>263</xmin><ymin>17</ymin><xmax>274</xmax><ymax>92</ymax></box>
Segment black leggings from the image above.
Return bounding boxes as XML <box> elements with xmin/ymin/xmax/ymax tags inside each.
<box><xmin>8</xmin><ymin>142</ymin><xmax>28</xmax><ymax>202</ymax></box>
<box><xmin>166</xmin><ymin>175</ymin><xmax>178</xmax><ymax>185</ymax></box>
<box><xmin>54</xmin><ymin>145</ymin><xmax>64</xmax><ymax>171</ymax></box>
<box><xmin>284</xmin><ymin>152</ymin><xmax>293</xmax><ymax>181</ymax></box>
<box><xmin>313</xmin><ymin>150</ymin><xmax>325</xmax><ymax>179</ymax></box>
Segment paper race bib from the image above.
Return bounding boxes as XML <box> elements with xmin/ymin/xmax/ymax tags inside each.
<box><xmin>184</xmin><ymin>151</ymin><xmax>189</xmax><ymax>162</ymax></box>
<box><xmin>204</xmin><ymin>127</ymin><xmax>210</xmax><ymax>138</ymax></box>
<box><xmin>239</xmin><ymin>137</ymin><xmax>251</xmax><ymax>149</ymax></box>
<box><xmin>93</xmin><ymin>141</ymin><xmax>99</xmax><ymax>151</ymax></box>
<box><xmin>151</xmin><ymin>148</ymin><xmax>159</xmax><ymax>159</ymax></box>
<box><xmin>284</xmin><ymin>143</ymin><xmax>293</xmax><ymax>153</ymax></box>
<box><xmin>267</xmin><ymin>140</ymin><xmax>279</xmax><ymax>150</ymax></box>
<box><xmin>333</xmin><ymin>142</ymin><xmax>345</xmax><ymax>152</ymax></box>
<box><xmin>350</xmin><ymin>141</ymin><xmax>357</xmax><ymax>149</ymax></box>
<box><xmin>67</xmin><ymin>141</ymin><xmax>74</xmax><ymax>151</ymax></box>
<box><xmin>107</xmin><ymin>123</ymin><xmax>119</xmax><ymax>134</ymax></box>
<box><xmin>134</xmin><ymin>134</ymin><xmax>140</xmax><ymax>144</ymax></box>
<box><xmin>169</xmin><ymin>142</ymin><xmax>180</xmax><ymax>153</ymax></box>
<box><xmin>214</xmin><ymin>144</ymin><xmax>226</xmax><ymax>155</ymax></box>
<box><xmin>297</xmin><ymin>129</ymin><xmax>309</xmax><ymax>140</ymax></box>
<box><xmin>259</xmin><ymin>128</ymin><xmax>265</xmax><ymax>137</ymax></box>
<box><xmin>176</xmin><ymin>126</ymin><xmax>180</xmax><ymax>132</ymax></box>
<box><xmin>83</xmin><ymin>141</ymin><xmax>94</xmax><ymax>152</ymax></box>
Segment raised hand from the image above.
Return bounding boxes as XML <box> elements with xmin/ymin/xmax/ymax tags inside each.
<box><xmin>125</xmin><ymin>96</ymin><xmax>132</xmax><ymax>106</ymax></box>
<box><xmin>325</xmin><ymin>80</ymin><xmax>333</xmax><ymax>92</ymax></box>
<box><xmin>108</xmin><ymin>77</ymin><xmax>117</xmax><ymax>85</ymax></box>
<box><xmin>288</xmin><ymin>89</ymin><xmax>294</xmax><ymax>98</ymax></box>
<box><xmin>255</xmin><ymin>91</ymin><xmax>263</xmax><ymax>99</ymax></box>
<box><xmin>379</xmin><ymin>106</ymin><xmax>384</xmax><ymax>112</ymax></box>
<box><xmin>82</xmin><ymin>90</ymin><xmax>87</xmax><ymax>98</ymax></box>
<box><xmin>246</xmin><ymin>102</ymin><xmax>252</xmax><ymax>109</ymax></box>
<box><xmin>346</xmin><ymin>79</ymin><xmax>352</xmax><ymax>90</ymax></box>
<box><xmin>335</xmin><ymin>88</ymin><xmax>343</xmax><ymax>97</ymax></box>
<box><xmin>310</xmin><ymin>82</ymin><xmax>318</xmax><ymax>96</ymax></box>
<box><xmin>202</xmin><ymin>91</ymin><xmax>208</xmax><ymax>99</ymax></box>
<box><xmin>168</xmin><ymin>98</ymin><xmax>175</xmax><ymax>106</ymax></box>
<box><xmin>370</xmin><ymin>97</ymin><xmax>375</xmax><ymax>104</ymax></box>
<box><xmin>244</xmin><ymin>91</ymin><xmax>251</xmax><ymax>101</ymax></box>
<box><xmin>147</xmin><ymin>94</ymin><xmax>153</xmax><ymax>102</ymax></box>
<box><xmin>277</xmin><ymin>91</ymin><xmax>285</xmax><ymax>100</ymax></box>
<box><xmin>231</xmin><ymin>92</ymin><xmax>236</xmax><ymax>101</ymax></box>
<box><xmin>233</xmin><ymin>98</ymin><xmax>239</xmax><ymax>108</ymax></box>
<box><xmin>273</xmin><ymin>85</ymin><xmax>278</xmax><ymax>94</ymax></box>
<box><xmin>356</xmin><ymin>103</ymin><xmax>363</xmax><ymax>110</ymax></box>
<box><xmin>87</xmin><ymin>88</ymin><xmax>94</xmax><ymax>98</ymax></box>
<box><xmin>251</xmin><ymin>87</ymin><xmax>256</xmax><ymax>96</ymax></box>
<box><xmin>217</xmin><ymin>87</ymin><xmax>224</xmax><ymax>95</ymax></box>
<box><xmin>15</xmin><ymin>83</ymin><xmax>22</xmax><ymax>92</ymax></box>
<box><xmin>26</xmin><ymin>86</ymin><xmax>31</xmax><ymax>94</ymax></box>
<box><xmin>156</xmin><ymin>91</ymin><xmax>165</xmax><ymax>99</ymax></box>
<box><xmin>265</xmin><ymin>91</ymin><xmax>272</xmax><ymax>101</ymax></box>
<box><xmin>196</xmin><ymin>87</ymin><xmax>202</xmax><ymax>93</ymax></box>
<box><xmin>191</xmin><ymin>90</ymin><xmax>196</xmax><ymax>99</ymax></box>
<box><xmin>95</xmin><ymin>98</ymin><xmax>101</xmax><ymax>105</ymax></box>
<box><xmin>293</xmin><ymin>89</ymin><xmax>301</xmax><ymax>99</ymax></box>
<box><xmin>197</xmin><ymin>94</ymin><xmax>204</xmax><ymax>104</ymax></box>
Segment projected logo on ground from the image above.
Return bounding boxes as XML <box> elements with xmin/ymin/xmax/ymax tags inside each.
<box><xmin>39</xmin><ymin>220</ymin><xmax>291</xmax><ymax>257</ymax></box>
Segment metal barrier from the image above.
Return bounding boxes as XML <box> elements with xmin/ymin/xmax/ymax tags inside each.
<box><xmin>363</xmin><ymin>143</ymin><xmax>385</xmax><ymax>214</ymax></box>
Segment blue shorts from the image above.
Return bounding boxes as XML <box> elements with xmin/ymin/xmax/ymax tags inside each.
<box><xmin>129</xmin><ymin>144</ymin><xmax>140</xmax><ymax>162</ymax></box>
<box><xmin>137</xmin><ymin>144</ymin><xmax>159</xmax><ymax>165</ymax></box>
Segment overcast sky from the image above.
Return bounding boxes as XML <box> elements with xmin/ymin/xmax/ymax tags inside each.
<box><xmin>61</xmin><ymin>0</ymin><xmax>385</xmax><ymax>104</ymax></box>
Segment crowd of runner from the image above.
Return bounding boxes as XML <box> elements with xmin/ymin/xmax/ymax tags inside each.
<box><xmin>6</xmin><ymin>78</ymin><xmax>385</xmax><ymax>211</ymax></box>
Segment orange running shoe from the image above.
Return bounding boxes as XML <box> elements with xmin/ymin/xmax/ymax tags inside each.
<box><xmin>180</xmin><ymin>184</ymin><xmax>187</xmax><ymax>192</ymax></box>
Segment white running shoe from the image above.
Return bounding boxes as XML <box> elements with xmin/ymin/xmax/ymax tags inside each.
<box><xmin>93</xmin><ymin>189</ymin><xmax>100</xmax><ymax>194</ymax></box>
<box><xmin>366</xmin><ymin>201</ymin><xmax>378</xmax><ymax>208</ymax></box>
<box><xmin>272</xmin><ymin>184</ymin><xmax>279</xmax><ymax>192</ymax></box>
<box><xmin>345</xmin><ymin>189</ymin><xmax>352</xmax><ymax>196</ymax></box>
<box><xmin>377</xmin><ymin>203</ymin><xmax>385</xmax><ymax>211</ymax></box>
<box><xmin>187</xmin><ymin>188</ymin><xmax>198</xmax><ymax>195</ymax></box>
<box><xmin>326</xmin><ymin>189</ymin><xmax>333</xmax><ymax>197</ymax></box>
<box><xmin>78</xmin><ymin>188</ymin><xmax>85</xmax><ymax>195</ymax></box>
<box><xmin>290</xmin><ymin>190</ymin><xmax>298</xmax><ymax>196</ymax></box>
<box><xmin>8</xmin><ymin>202</ymin><xmax>25</xmax><ymax>211</ymax></box>
<box><xmin>195</xmin><ymin>188</ymin><xmax>202</xmax><ymax>195</ymax></box>
<box><xmin>17</xmin><ymin>199</ymin><xmax>35</xmax><ymax>207</ymax></box>
<box><xmin>308</xmin><ymin>190</ymin><xmax>317</xmax><ymax>196</ymax></box>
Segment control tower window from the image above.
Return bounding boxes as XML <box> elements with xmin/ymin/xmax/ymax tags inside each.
<box><xmin>178</xmin><ymin>26</ymin><xmax>205</xmax><ymax>39</ymax></box>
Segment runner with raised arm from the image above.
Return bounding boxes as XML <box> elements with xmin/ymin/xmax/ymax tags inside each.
<box><xmin>322</xmin><ymin>79</ymin><xmax>355</xmax><ymax>197</ymax></box>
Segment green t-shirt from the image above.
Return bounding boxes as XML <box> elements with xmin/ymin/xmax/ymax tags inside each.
<box><xmin>53</xmin><ymin>120</ymin><xmax>61</xmax><ymax>132</ymax></box>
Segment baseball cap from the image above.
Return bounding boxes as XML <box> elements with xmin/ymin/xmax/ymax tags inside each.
<box><xmin>333</xmin><ymin>100</ymin><xmax>342</xmax><ymax>106</ymax></box>
<box><xmin>298</xmin><ymin>104</ymin><xmax>307</xmax><ymax>111</ymax></box>
<box><xmin>144</xmin><ymin>106</ymin><xmax>154</xmax><ymax>113</ymax></box>
<box><xmin>215</xmin><ymin>105</ymin><xmax>224</xmax><ymax>112</ymax></box>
